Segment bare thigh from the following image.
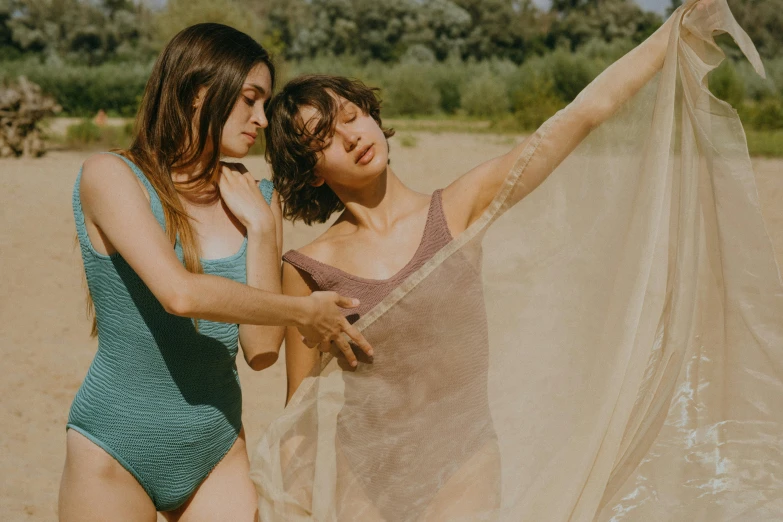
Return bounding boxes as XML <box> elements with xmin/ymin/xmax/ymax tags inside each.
<box><xmin>163</xmin><ymin>430</ymin><xmax>257</xmax><ymax>522</ymax></box>
<box><xmin>59</xmin><ymin>429</ymin><xmax>157</xmax><ymax>522</ymax></box>
<box><xmin>419</xmin><ymin>439</ymin><xmax>502</xmax><ymax>522</ymax></box>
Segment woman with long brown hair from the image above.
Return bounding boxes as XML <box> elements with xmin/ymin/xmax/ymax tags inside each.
<box><xmin>59</xmin><ymin>23</ymin><xmax>371</xmax><ymax>521</ymax></box>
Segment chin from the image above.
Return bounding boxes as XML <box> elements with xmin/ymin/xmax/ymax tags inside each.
<box><xmin>221</xmin><ymin>143</ymin><xmax>250</xmax><ymax>159</ymax></box>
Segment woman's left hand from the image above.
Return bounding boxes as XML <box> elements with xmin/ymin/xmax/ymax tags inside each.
<box><xmin>218</xmin><ymin>162</ymin><xmax>275</xmax><ymax>234</ymax></box>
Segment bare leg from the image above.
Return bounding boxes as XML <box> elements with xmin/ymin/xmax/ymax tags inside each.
<box><xmin>59</xmin><ymin>429</ymin><xmax>157</xmax><ymax>522</ymax></box>
<box><xmin>163</xmin><ymin>430</ymin><xmax>257</xmax><ymax>522</ymax></box>
<box><xmin>419</xmin><ymin>439</ymin><xmax>502</xmax><ymax>522</ymax></box>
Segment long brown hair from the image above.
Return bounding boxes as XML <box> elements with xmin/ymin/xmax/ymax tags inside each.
<box><xmin>87</xmin><ymin>23</ymin><xmax>274</xmax><ymax>336</ymax></box>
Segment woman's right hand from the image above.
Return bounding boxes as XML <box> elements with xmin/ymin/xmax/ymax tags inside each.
<box><xmin>297</xmin><ymin>292</ymin><xmax>373</xmax><ymax>367</ymax></box>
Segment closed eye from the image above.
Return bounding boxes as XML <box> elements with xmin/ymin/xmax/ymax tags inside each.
<box><xmin>243</xmin><ymin>96</ymin><xmax>256</xmax><ymax>107</ymax></box>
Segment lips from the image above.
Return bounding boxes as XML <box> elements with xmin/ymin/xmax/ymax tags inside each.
<box><xmin>242</xmin><ymin>132</ymin><xmax>257</xmax><ymax>143</ymax></box>
<box><xmin>355</xmin><ymin>143</ymin><xmax>374</xmax><ymax>164</ymax></box>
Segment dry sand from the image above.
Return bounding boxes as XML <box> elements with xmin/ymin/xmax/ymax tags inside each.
<box><xmin>0</xmin><ymin>132</ymin><xmax>780</xmax><ymax>521</ymax></box>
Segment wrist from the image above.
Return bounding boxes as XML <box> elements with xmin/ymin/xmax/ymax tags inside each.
<box><xmin>246</xmin><ymin>218</ymin><xmax>275</xmax><ymax>237</ymax></box>
<box><xmin>290</xmin><ymin>296</ymin><xmax>312</xmax><ymax>328</ymax></box>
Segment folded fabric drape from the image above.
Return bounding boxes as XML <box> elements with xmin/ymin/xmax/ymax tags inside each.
<box><xmin>251</xmin><ymin>1</ymin><xmax>782</xmax><ymax>519</ymax></box>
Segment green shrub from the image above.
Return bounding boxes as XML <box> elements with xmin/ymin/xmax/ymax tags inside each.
<box><xmin>460</xmin><ymin>72</ymin><xmax>510</xmax><ymax>118</ymax></box>
<box><xmin>746</xmin><ymin>129</ymin><xmax>783</xmax><ymax>157</ymax></box>
<box><xmin>398</xmin><ymin>133</ymin><xmax>419</xmax><ymax>148</ymax></box>
<box><xmin>66</xmin><ymin>120</ymin><xmax>102</xmax><ymax>145</ymax></box>
<box><xmin>382</xmin><ymin>62</ymin><xmax>440</xmax><ymax>116</ymax></box>
<box><xmin>548</xmin><ymin>49</ymin><xmax>601</xmax><ymax>102</ymax></box>
<box><xmin>739</xmin><ymin>98</ymin><xmax>783</xmax><ymax>130</ymax></box>
<box><xmin>0</xmin><ymin>60</ymin><xmax>151</xmax><ymax>117</ymax></box>
<box><xmin>431</xmin><ymin>59</ymin><xmax>466</xmax><ymax>114</ymax></box>
<box><xmin>508</xmin><ymin>62</ymin><xmax>566</xmax><ymax>130</ymax></box>
<box><xmin>709</xmin><ymin>60</ymin><xmax>746</xmax><ymax>107</ymax></box>
<box><xmin>64</xmin><ymin>119</ymin><xmax>133</xmax><ymax>150</ymax></box>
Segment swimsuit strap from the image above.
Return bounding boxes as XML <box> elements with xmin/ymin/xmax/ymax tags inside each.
<box><xmin>282</xmin><ymin>189</ymin><xmax>452</xmax><ymax>291</ymax></box>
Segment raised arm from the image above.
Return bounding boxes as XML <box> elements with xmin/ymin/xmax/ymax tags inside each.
<box><xmin>78</xmin><ymin>153</ymin><xmax>371</xmax><ymax>350</ymax></box>
<box><xmin>443</xmin><ymin>9</ymin><xmax>684</xmax><ymax>233</ymax></box>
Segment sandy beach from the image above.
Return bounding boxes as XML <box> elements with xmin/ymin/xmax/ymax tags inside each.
<box><xmin>1</xmin><ymin>132</ymin><xmax>781</xmax><ymax>521</ymax></box>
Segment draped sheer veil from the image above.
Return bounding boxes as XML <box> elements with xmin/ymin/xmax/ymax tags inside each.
<box><xmin>251</xmin><ymin>1</ymin><xmax>783</xmax><ymax>519</ymax></box>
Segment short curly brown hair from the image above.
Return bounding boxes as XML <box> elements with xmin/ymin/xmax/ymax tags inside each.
<box><xmin>264</xmin><ymin>75</ymin><xmax>395</xmax><ymax>225</ymax></box>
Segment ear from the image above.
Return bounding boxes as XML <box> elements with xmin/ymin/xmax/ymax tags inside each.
<box><xmin>310</xmin><ymin>176</ymin><xmax>325</xmax><ymax>188</ymax></box>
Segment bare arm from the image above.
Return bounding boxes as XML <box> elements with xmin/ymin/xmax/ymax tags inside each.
<box><xmin>79</xmin><ymin>154</ymin><xmax>370</xmax><ymax>349</ymax></box>
<box><xmin>282</xmin><ymin>262</ymin><xmax>321</xmax><ymax>405</ymax></box>
<box><xmin>443</xmin><ymin>14</ymin><xmax>678</xmax><ymax>232</ymax></box>
<box><xmin>239</xmin><ymin>188</ymin><xmax>286</xmax><ymax>371</ymax></box>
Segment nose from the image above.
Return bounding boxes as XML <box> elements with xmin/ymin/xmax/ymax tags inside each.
<box><xmin>250</xmin><ymin>105</ymin><xmax>268</xmax><ymax>129</ymax></box>
<box><xmin>337</xmin><ymin>125</ymin><xmax>359</xmax><ymax>151</ymax></box>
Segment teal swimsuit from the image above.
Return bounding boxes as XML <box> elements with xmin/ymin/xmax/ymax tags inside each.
<box><xmin>68</xmin><ymin>153</ymin><xmax>274</xmax><ymax>511</ymax></box>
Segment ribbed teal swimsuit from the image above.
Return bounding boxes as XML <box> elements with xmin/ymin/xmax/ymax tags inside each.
<box><xmin>68</xmin><ymin>153</ymin><xmax>274</xmax><ymax>511</ymax></box>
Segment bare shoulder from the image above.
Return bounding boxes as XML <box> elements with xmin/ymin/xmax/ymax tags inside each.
<box><xmin>79</xmin><ymin>153</ymin><xmax>149</xmax><ymax>206</ymax></box>
<box><xmin>80</xmin><ymin>153</ymin><xmax>132</xmax><ymax>183</ymax></box>
<box><xmin>295</xmin><ymin>221</ymin><xmax>353</xmax><ymax>264</ymax></box>
<box><xmin>282</xmin><ymin>257</ymin><xmax>319</xmax><ymax>296</ymax></box>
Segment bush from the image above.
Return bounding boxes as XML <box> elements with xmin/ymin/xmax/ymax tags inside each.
<box><xmin>381</xmin><ymin>62</ymin><xmax>440</xmax><ymax>116</ymax></box>
<box><xmin>548</xmin><ymin>49</ymin><xmax>601</xmax><ymax>102</ymax></box>
<box><xmin>508</xmin><ymin>61</ymin><xmax>567</xmax><ymax>130</ymax></box>
<box><xmin>746</xmin><ymin>129</ymin><xmax>783</xmax><ymax>157</ymax></box>
<box><xmin>739</xmin><ymin>98</ymin><xmax>783</xmax><ymax>130</ymax></box>
<box><xmin>431</xmin><ymin>58</ymin><xmax>467</xmax><ymax>114</ymax></box>
<box><xmin>0</xmin><ymin>60</ymin><xmax>151</xmax><ymax>117</ymax></box>
<box><xmin>709</xmin><ymin>60</ymin><xmax>746</xmax><ymax>107</ymax></box>
<box><xmin>460</xmin><ymin>72</ymin><xmax>510</xmax><ymax>118</ymax></box>
<box><xmin>64</xmin><ymin>120</ymin><xmax>134</xmax><ymax>150</ymax></box>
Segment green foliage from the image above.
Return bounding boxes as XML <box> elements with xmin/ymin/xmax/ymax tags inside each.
<box><xmin>382</xmin><ymin>62</ymin><xmax>441</xmax><ymax>116</ymax></box>
<box><xmin>64</xmin><ymin>119</ymin><xmax>133</xmax><ymax>149</ymax></box>
<box><xmin>548</xmin><ymin>0</ymin><xmax>662</xmax><ymax>51</ymax></box>
<box><xmin>709</xmin><ymin>60</ymin><xmax>746</xmax><ymax>108</ymax></box>
<box><xmin>548</xmin><ymin>48</ymin><xmax>601</xmax><ymax>102</ymax></box>
<box><xmin>152</xmin><ymin>0</ymin><xmax>265</xmax><ymax>52</ymax></box>
<box><xmin>745</xmin><ymin>129</ymin><xmax>783</xmax><ymax>157</ymax></box>
<box><xmin>508</xmin><ymin>62</ymin><xmax>567</xmax><ymax>130</ymax></box>
<box><xmin>397</xmin><ymin>133</ymin><xmax>419</xmax><ymax>148</ymax></box>
<box><xmin>728</xmin><ymin>0</ymin><xmax>783</xmax><ymax>60</ymax></box>
<box><xmin>460</xmin><ymin>70</ymin><xmax>510</xmax><ymax>118</ymax></box>
<box><xmin>65</xmin><ymin>119</ymin><xmax>102</xmax><ymax>143</ymax></box>
<box><xmin>739</xmin><ymin>99</ymin><xmax>783</xmax><ymax>131</ymax></box>
<box><xmin>0</xmin><ymin>61</ymin><xmax>151</xmax><ymax>116</ymax></box>
<box><xmin>3</xmin><ymin>0</ymin><xmax>155</xmax><ymax>65</ymax></box>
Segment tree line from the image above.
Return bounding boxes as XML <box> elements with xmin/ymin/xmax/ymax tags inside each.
<box><xmin>1</xmin><ymin>0</ymin><xmax>780</xmax><ymax>66</ymax></box>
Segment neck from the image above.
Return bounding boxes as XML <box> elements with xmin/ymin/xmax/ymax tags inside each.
<box><xmin>169</xmin><ymin>146</ymin><xmax>218</xmax><ymax>203</ymax></box>
<box><xmin>330</xmin><ymin>166</ymin><xmax>419</xmax><ymax>232</ymax></box>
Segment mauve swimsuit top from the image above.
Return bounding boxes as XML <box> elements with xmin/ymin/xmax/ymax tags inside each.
<box><xmin>281</xmin><ymin>189</ymin><xmax>454</xmax><ymax>322</ymax></box>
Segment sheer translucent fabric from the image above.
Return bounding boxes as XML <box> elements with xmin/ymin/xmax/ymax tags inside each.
<box><xmin>250</xmin><ymin>1</ymin><xmax>783</xmax><ymax>520</ymax></box>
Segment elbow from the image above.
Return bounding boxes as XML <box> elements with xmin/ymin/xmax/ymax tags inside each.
<box><xmin>577</xmin><ymin>98</ymin><xmax>615</xmax><ymax>130</ymax></box>
<box><xmin>247</xmin><ymin>351</ymin><xmax>279</xmax><ymax>371</ymax></box>
<box><xmin>161</xmin><ymin>277</ymin><xmax>195</xmax><ymax>317</ymax></box>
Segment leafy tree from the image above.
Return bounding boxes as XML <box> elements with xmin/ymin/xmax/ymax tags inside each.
<box><xmin>727</xmin><ymin>0</ymin><xmax>783</xmax><ymax>60</ymax></box>
<box><xmin>0</xmin><ymin>0</ymin><xmax>24</xmax><ymax>60</ymax></box>
<box><xmin>4</xmin><ymin>0</ymin><xmax>154</xmax><ymax>65</ymax></box>
<box><xmin>153</xmin><ymin>0</ymin><xmax>265</xmax><ymax>50</ymax></box>
<box><xmin>455</xmin><ymin>0</ymin><xmax>548</xmax><ymax>63</ymax></box>
<box><xmin>548</xmin><ymin>0</ymin><xmax>662</xmax><ymax>51</ymax></box>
